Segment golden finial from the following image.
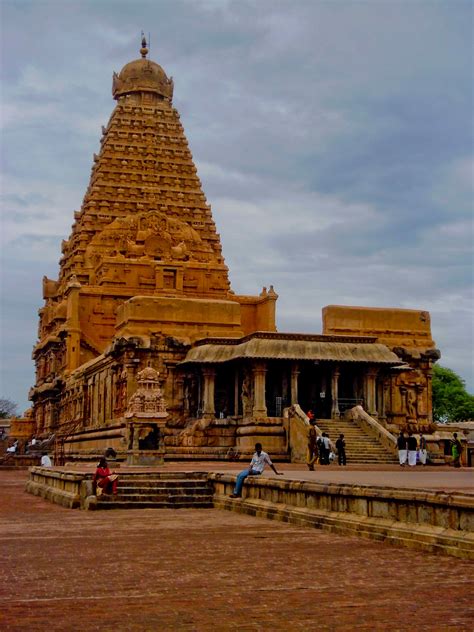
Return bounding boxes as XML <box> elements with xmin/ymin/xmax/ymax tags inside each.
<box><xmin>140</xmin><ymin>32</ymin><xmax>148</xmax><ymax>58</ymax></box>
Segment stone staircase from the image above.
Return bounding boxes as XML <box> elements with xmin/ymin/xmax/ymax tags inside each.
<box><xmin>90</xmin><ymin>472</ymin><xmax>214</xmax><ymax>510</ymax></box>
<box><xmin>316</xmin><ymin>417</ymin><xmax>398</xmax><ymax>464</ymax></box>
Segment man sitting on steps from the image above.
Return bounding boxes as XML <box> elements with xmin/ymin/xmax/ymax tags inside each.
<box><xmin>230</xmin><ymin>443</ymin><xmax>283</xmax><ymax>498</ymax></box>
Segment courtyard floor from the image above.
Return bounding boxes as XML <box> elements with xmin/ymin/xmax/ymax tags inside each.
<box><xmin>0</xmin><ymin>468</ymin><xmax>473</xmax><ymax>631</ymax></box>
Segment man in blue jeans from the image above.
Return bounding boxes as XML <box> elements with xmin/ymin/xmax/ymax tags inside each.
<box><xmin>230</xmin><ymin>442</ymin><xmax>283</xmax><ymax>498</ymax></box>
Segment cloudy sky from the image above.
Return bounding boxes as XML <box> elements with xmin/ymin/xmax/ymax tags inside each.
<box><xmin>1</xmin><ymin>0</ymin><xmax>473</xmax><ymax>413</ymax></box>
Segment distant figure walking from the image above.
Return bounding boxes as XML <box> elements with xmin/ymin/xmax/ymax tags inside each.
<box><xmin>336</xmin><ymin>433</ymin><xmax>347</xmax><ymax>466</ymax></box>
<box><xmin>419</xmin><ymin>433</ymin><xmax>428</xmax><ymax>466</ymax></box>
<box><xmin>93</xmin><ymin>457</ymin><xmax>119</xmax><ymax>496</ymax></box>
<box><xmin>230</xmin><ymin>443</ymin><xmax>283</xmax><ymax>498</ymax></box>
<box><xmin>397</xmin><ymin>431</ymin><xmax>407</xmax><ymax>466</ymax></box>
<box><xmin>451</xmin><ymin>433</ymin><xmax>463</xmax><ymax>468</ymax></box>
<box><xmin>407</xmin><ymin>432</ymin><xmax>418</xmax><ymax>467</ymax></box>
<box><xmin>307</xmin><ymin>416</ymin><xmax>318</xmax><ymax>471</ymax></box>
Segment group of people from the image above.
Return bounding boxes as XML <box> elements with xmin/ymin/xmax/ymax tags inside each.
<box><xmin>397</xmin><ymin>431</ymin><xmax>464</xmax><ymax>468</ymax></box>
<box><xmin>306</xmin><ymin>411</ymin><xmax>346</xmax><ymax>470</ymax></box>
<box><xmin>397</xmin><ymin>431</ymin><xmax>427</xmax><ymax>467</ymax></box>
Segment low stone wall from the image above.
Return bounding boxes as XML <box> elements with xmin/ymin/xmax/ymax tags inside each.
<box><xmin>26</xmin><ymin>466</ymin><xmax>92</xmax><ymax>508</ymax></box>
<box><xmin>210</xmin><ymin>474</ymin><xmax>474</xmax><ymax>560</ymax></box>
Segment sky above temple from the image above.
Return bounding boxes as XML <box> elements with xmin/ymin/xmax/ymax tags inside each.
<box><xmin>1</xmin><ymin>0</ymin><xmax>473</xmax><ymax>412</ymax></box>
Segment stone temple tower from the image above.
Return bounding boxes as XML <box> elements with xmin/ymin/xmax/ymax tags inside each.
<box><xmin>30</xmin><ymin>38</ymin><xmax>278</xmax><ymax>438</ymax></box>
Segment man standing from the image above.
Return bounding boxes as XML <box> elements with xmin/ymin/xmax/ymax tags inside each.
<box><xmin>419</xmin><ymin>433</ymin><xmax>428</xmax><ymax>466</ymax></box>
<box><xmin>335</xmin><ymin>433</ymin><xmax>347</xmax><ymax>466</ymax></box>
<box><xmin>407</xmin><ymin>432</ymin><xmax>418</xmax><ymax>467</ymax></box>
<box><xmin>230</xmin><ymin>443</ymin><xmax>283</xmax><ymax>498</ymax></box>
<box><xmin>307</xmin><ymin>417</ymin><xmax>318</xmax><ymax>471</ymax></box>
<box><xmin>397</xmin><ymin>431</ymin><xmax>407</xmax><ymax>466</ymax></box>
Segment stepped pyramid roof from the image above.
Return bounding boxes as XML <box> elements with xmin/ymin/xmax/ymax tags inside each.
<box><xmin>55</xmin><ymin>37</ymin><xmax>230</xmax><ymax>298</ymax></box>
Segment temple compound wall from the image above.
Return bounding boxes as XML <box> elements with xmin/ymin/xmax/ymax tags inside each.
<box><xmin>28</xmin><ymin>39</ymin><xmax>440</xmax><ymax>460</ymax></box>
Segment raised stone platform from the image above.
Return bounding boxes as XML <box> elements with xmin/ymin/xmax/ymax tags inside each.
<box><xmin>26</xmin><ymin>465</ymin><xmax>474</xmax><ymax>558</ymax></box>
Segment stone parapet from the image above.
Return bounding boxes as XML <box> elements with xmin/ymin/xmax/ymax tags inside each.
<box><xmin>210</xmin><ymin>474</ymin><xmax>474</xmax><ymax>559</ymax></box>
<box><xmin>26</xmin><ymin>466</ymin><xmax>91</xmax><ymax>508</ymax></box>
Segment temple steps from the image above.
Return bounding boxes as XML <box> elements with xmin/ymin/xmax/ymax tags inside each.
<box><xmin>91</xmin><ymin>475</ymin><xmax>214</xmax><ymax>510</ymax></box>
<box><xmin>316</xmin><ymin>417</ymin><xmax>399</xmax><ymax>464</ymax></box>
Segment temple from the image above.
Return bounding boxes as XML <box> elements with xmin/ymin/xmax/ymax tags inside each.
<box><xmin>28</xmin><ymin>39</ymin><xmax>440</xmax><ymax>462</ymax></box>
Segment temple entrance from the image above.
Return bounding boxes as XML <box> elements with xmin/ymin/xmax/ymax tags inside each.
<box><xmin>265</xmin><ymin>361</ymin><xmax>290</xmax><ymax>417</ymax></box>
<box><xmin>214</xmin><ymin>364</ymin><xmax>236</xmax><ymax>418</ymax></box>
<box><xmin>338</xmin><ymin>366</ymin><xmax>364</xmax><ymax>413</ymax></box>
<box><xmin>298</xmin><ymin>362</ymin><xmax>331</xmax><ymax>418</ymax></box>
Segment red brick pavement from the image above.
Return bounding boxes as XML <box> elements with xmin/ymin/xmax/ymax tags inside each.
<box><xmin>0</xmin><ymin>470</ymin><xmax>473</xmax><ymax>631</ymax></box>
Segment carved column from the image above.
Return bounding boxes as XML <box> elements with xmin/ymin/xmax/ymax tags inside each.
<box><xmin>365</xmin><ymin>368</ymin><xmax>379</xmax><ymax>416</ymax></box>
<box><xmin>426</xmin><ymin>366</ymin><xmax>433</xmax><ymax>423</ymax></box>
<box><xmin>234</xmin><ymin>369</ymin><xmax>240</xmax><ymax>416</ymax></box>
<box><xmin>252</xmin><ymin>361</ymin><xmax>267</xmax><ymax>418</ymax></box>
<box><xmin>290</xmin><ymin>362</ymin><xmax>299</xmax><ymax>406</ymax></box>
<box><xmin>330</xmin><ymin>367</ymin><xmax>340</xmax><ymax>418</ymax></box>
<box><xmin>65</xmin><ymin>277</ymin><xmax>82</xmax><ymax>373</ymax></box>
<box><xmin>202</xmin><ymin>366</ymin><xmax>216</xmax><ymax>419</ymax></box>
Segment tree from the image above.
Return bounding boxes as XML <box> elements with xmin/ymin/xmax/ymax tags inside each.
<box><xmin>0</xmin><ymin>398</ymin><xmax>18</xmax><ymax>419</ymax></box>
<box><xmin>432</xmin><ymin>366</ymin><xmax>474</xmax><ymax>422</ymax></box>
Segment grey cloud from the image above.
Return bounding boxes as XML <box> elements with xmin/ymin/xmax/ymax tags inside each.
<box><xmin>1</xmin><ymin>0</ymin><xmax>472</xmax><ymax>411</ymax></box>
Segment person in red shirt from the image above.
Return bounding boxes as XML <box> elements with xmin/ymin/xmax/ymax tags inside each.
<box><xmin>93</xmin><ymin>457</ymin><xmax>118</xmax><ymax>495</ymax></box>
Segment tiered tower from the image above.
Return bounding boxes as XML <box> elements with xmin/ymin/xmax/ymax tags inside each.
<box><xmin>31</xmin><ymin>39</ymin><xmax>277</xmax><ymax>435</ymax></box>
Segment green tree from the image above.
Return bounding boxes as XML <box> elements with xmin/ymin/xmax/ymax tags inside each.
<box><xmin>432</xmin><ymin>366</ymin><xmax>474</xmax><ymax>422</ymax></box>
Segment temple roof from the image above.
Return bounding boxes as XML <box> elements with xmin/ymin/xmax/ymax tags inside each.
<box><xmin>180</xmin><ymin>333</ymin><xmax>402</xmax><ymax>365</ymax></box>
<box><xmin>112</xmin><ymin>37</ymin><xmax>173</xmax><ymax>101</ymax></box>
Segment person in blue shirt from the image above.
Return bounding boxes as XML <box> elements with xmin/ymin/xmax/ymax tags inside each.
<box><xmin>230</xmin><ymin>443</ymin><xmax>283</xmax><ymax>498</ymax></box>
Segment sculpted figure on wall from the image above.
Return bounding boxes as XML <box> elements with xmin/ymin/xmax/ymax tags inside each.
<box><xmin>241</xmin><ymin>371</ymin><xmax>253</xmax><ymax>417</ymax></box>
<box><xmin>84</xmin><ymin>210</ymin><xmax>205</xmax><ymax>271</ymax></box>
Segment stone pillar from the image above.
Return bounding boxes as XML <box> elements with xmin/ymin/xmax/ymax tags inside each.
<box><xmin>234</xmin><ymin>369</ymin><xmax>240</xmax><ymax>417</ymax></box>
<box><xmin>65</xmin><ymin>277</ymin><xmax>82</xmax><ymax>372</ymax></box>
<box><xmin>330</xmin><ymin>367</ymin><xmax>340</xmax><ymax>418</ymax></box>
<box><xmin>426</xmin><ymin>366</ymin><xmax>433</xmax><ymax>423</ymax></box>
<box><xmin>252</xmin><ymin>361</ymin><xmax>267</xmax><ymax>418</ymax></box>
<box><xmin>290</xmin><ymin>362</ymin><xmax>299</xmax><ymax>406</ymax></box>
<box><xmin>365</xmin><ymin>368</ymin><xmax>378</xmax><ymax>416</ymax></box>
<box><xmin>202</xmin><ymin>366</ymin><xmax>216</xmax><ymax>419</ymax></box>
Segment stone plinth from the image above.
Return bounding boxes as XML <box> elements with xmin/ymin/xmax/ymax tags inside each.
<box><xmin>235</xmin><ymin>418</ymin><xmax>286</xmax><ymax>453</ymax></box>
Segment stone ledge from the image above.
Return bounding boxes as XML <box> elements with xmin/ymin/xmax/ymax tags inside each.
<box><xmin>213</xmin><ymin>495</ymin><xmax>474</xmax><ymax>559</ymax></box>
<box><xmin>209</xmin><ymin>474</ymin><xmax>473</xmax><ymax>558</ymax></box>
<box><xmin>26</xmin><ymin>479</ymin><xmax>81</xmax><ymax>509</ymax></box>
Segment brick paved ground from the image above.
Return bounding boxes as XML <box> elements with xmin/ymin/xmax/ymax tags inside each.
<box><xmin>0</xmin><ymin>470</ymin><xmax>473</xmax><ymax>631</ymax></box>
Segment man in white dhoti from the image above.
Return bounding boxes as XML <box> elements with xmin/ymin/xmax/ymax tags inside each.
<box><xmin>419</xmin><ymin>433</ymin><xmax>428</xmax><ymax>465</ymax></box>
<box><xmin>397</xmin><ymin>431</ymin><xmax>407</xmax><ymax>466</ymax></box>
<box><xmin>407</xmin><ymin>432</ymin><xmax>418</xmax><ymax>467</ymax></box>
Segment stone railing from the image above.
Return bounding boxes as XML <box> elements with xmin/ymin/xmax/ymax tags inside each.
<box><xmin>26</xmin><ymin>466</ymin><xmax>93</xmax><ymax>508</ymax></box>
<box><xmin>284</xmin><ymin>405</ymin><xmax>323</xmax><ymax>464</ymax></box>
<box><xmin>210</xmin><ymin>473</ymin><xmax>474</xmax><ymax>559</ymax></box>
<box><xmin>346</xmin><ymin>405</ymin><xmax>398</xmax><ymax>456</ymax></box>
